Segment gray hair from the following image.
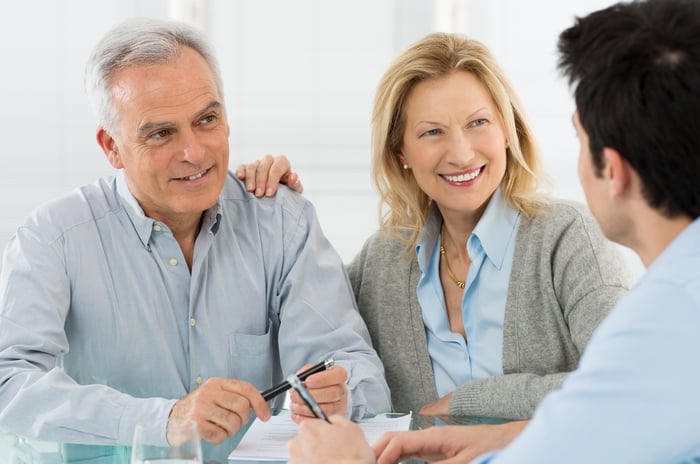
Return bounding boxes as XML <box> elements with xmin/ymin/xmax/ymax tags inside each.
<box><xmin>84</xmin><ymin>17</ymin><xmax>224</xmax><ymax>135</ymax></box>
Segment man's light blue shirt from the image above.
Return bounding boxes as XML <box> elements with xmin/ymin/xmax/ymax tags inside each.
<box><xmin>474</xmin><ymin>218</ymin><xmax>700</xmax><ymax>463</ymax></box>
<box><xmin>416</xmin><ymin>189</ymin><xmax>520</xmax><ymax>397</ymax></box>
<box><xmin>0</xmin><ymin>171</ymin><xmax>390</xmax><ymax>446</ymax></box>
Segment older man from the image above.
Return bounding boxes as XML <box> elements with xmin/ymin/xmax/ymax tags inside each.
<box><xmin>0</xmin><ymin>17</ymin><xmax>389</xmax><ymax>448</ymax></box>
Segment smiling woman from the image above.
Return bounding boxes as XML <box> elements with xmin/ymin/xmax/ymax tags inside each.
<box><xmin>398</xmin><ymin>71</ymin><xmax>509</xmax><ymax>230</ymax></box>
<box><xmin>238</xmin><ymin>30</ymin><xmax>636</xmax><ymax>458</ymax></box>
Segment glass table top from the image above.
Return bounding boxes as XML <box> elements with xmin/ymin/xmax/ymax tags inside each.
<box><xmin>0</xmin><ymin>411</ymin><xmax>509</xmax><ymax>464</ymax></box>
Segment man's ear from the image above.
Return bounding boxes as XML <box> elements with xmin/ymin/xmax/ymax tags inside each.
<box><xmin>96</xmin><ymin>127</ymin><xmax>123</xmax><ymax>169</ymax></box>
<box><xmin>602</xmin><ymin>147</ymin><xmax>631</xmax><ymax>198</ymax></box>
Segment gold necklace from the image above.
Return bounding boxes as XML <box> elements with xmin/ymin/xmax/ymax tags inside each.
<box><xmin>439</xmin><ymin>226</ymin><xmax>466</xmax><ymax>289</ymax></box>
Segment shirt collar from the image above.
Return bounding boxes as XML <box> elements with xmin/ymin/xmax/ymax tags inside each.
<box><xmin>116</xmin><ymin>171</ymin><xmax>223</xmax><ymax>249</ymax></box>
<box><xmin>415</xmin><ymin>188</ymin><xmax>520</xmax><ymax>272</ymax></box>
<box><xmin>645</xmin><ymin>216</ymin><xmax>700</xmax><ymax>278</ymax></box>
<box><xmin>471</xmin><ymin>188</ymin><xmax>520</xmax><ymax>270</ymax></box>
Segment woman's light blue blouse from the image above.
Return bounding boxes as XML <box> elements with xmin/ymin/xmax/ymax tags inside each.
<box><xmin>415</xmin><ymin>189</ymin><xmax>521</xmax><ymax>398</ymax></box>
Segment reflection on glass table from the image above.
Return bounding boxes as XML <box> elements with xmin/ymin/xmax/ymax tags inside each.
<box><xmin>0</xmin><ymin>410</ymin><xmax>509</xmax><ymax>464</ymax></box>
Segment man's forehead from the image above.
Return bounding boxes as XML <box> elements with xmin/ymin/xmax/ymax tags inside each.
<box><xmin>110</xmin><ymin>48</ymin><xmax>218</xmax><ymax>99</ymax></box>
<box><xmin>109</xmin><ymin>54</ymin><xmax>222</xmax><ymax>125</ymax></box>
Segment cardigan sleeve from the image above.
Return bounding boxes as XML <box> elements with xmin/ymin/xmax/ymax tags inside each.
<box><xmin>449</xmin><ymin>201</ymin><xmax>635</xmax><ymax>419</ymax></box>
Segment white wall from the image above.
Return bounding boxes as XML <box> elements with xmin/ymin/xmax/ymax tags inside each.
<box><xmin>0</xmin><ymin>0</ymin><xmax>642</xmax><ymax>274</ymax></box>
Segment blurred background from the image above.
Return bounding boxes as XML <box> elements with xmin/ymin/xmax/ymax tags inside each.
<box><xmin>0</xmin><ymin>0</ymin><xmax>642</xmax><ymax>273</ymax></box>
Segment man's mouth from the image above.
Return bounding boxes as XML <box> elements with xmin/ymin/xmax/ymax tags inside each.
<box><xmin>175</xmin><ymin>168</ymin><xmax>209</xmax><ymax>181</ymax></box>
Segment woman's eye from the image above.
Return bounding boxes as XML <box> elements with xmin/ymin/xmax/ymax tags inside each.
<box><xmin>471</xmin><ymin>118</ymin><xmax>488</xmax><ymax>127</ymax></box>
<box><xmin>423</xmin><ymin>128</ymin><xmax>441</xmax><ymax>136</ymax></box>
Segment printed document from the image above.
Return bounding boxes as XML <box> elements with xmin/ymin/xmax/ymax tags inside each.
<box><xmin>228</xmin><ymin>412</ymin><xmax>412</xmax><ymax>461</ymax></box>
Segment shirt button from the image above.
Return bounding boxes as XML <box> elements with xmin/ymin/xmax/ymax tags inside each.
<box><xmin>190</xmin><ymin>317</ymin><xmax>196</xmax><ymax>327</ymax></box>
<box><xmin>153</xmin><ymin>224</ymin><xmax>162</xmax><ymax>232</ymax></box>
<box><xmin>169</xmin><ymin>258</ymin><xmax>178</xmax><ymax>266</ymax></box>
<box><xmin>195</xmin><ymin>376</ymin><xmax>203</xmax><ymax>385</ymax></box>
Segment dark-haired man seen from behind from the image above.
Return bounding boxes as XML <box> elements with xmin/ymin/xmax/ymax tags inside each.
<box><xmin>287</xmin><ymin>0</ymin><xmax>700</xmax><ymax>462</ymax></box>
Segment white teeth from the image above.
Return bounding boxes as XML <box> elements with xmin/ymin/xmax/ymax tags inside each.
<box><xmin>181</xmin><ymin>169</ymin><xmax>206</xmax><ymax>180</ymax></box>
<box><xmin>443</xmin><ymin>168</ymin><xmax>481</xmax><ymax>182</ymax></box>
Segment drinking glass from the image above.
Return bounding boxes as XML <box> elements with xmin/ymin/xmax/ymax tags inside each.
<box><xmin>131</xmin><ymin>418</ymin><xmax>202</xmax><ymax>464</ymax></box>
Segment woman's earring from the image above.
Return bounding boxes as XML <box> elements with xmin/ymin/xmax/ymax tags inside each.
<box><xmin>403</xmin><ymin>164</ymin><xmax>409</xmax><ymax>170</ymax></box>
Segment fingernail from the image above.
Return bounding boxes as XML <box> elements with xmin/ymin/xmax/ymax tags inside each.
<box><xmin>247</xmin><ymin>183</ymin><xmax>253</xmax><ymax>191</ymax></box>
<box><xmin>255</xmin><ymin>187</ymin><xmax>263</xmax><ymax>196</ymax></box>
<box><xmin>266</xmin><ymin>187</ymin><xmax>273</xmax><ymax>196</ymax></box>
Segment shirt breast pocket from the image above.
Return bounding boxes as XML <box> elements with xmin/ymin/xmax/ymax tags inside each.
<box><xmin>228</xmin><ymin>321</ymin><xmax>278</xmax><ymax>391</ymax></box>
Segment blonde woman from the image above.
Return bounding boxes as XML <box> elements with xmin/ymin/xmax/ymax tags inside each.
<box><xmin>241</xmin><ymin>33</ymin><xmax>632</xmax><ymax>423</ymax></box>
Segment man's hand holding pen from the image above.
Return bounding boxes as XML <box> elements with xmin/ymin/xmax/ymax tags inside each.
<box><xmin>289</xmin><ymin>364</ymin><xmax>348</xmax><ymax>422</ymax></box>
<box><xmin>169</xmin><ymin>377</ymin><xmax>272</xmax><ymax>444</ymax></box>
<box><xmin>167</xmin><ymin>358</ymin><xmax>346</xmax><ymax>444</ymax></box>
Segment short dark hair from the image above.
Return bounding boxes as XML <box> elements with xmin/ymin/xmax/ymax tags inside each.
<box><xmin>558</xmin><ymin>0</ymin><xmax>700</xmax><ymax>219</ymax></box>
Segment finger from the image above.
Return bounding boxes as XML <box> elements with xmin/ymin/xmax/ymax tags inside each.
<box><xmin>303</xmin><ymin>383</ymin><xmax>346</xmax><ymax>405</ymax></box>
<box><xmin>374</xmin><ymin>430</ymin><xmax>441</xmax><ymax>464</ymax></box>
<box><xmin>433</xmin><ymin>454</ymin><xmax>475</xmax><ymax>464</ymax></box>
<box><xmin>295</xmin><ymin>363</ymin><xmax>314</xmax><ymax>375</ymax></box>
<box><xmin>181</xmin><ymin>400</ymin><xmax>238</xmax><ymax>443</ymax></box>
<box><xmin>252</xmin><ymin>154</ymin><xmax>274</xmax><ymax>197</ymax></box>
<box><xmin>288</xmin><ymin>388</ymin><xmax>343</xmax><ymax>419</ymax></box>
<box><xmin>242</xmin><ymin>160</ymin><xmax>261</xmax><ymax>193</ymax></box>
<box><xmin>234</xmin><ymin>164</ymin><xmax>246</xmax><ymax>180</ymax></box>
<box><xmin>288</xmin><ymin>389</ymin><xmax>315</xmax><ymax>419</ymax></box>
<box><xmin>277</xmin><ymin>172</ymin><xmax>303</xmax><ymax>194</ymax></box>
<box><xmin>287</xmin><ymin>172</ymin><xmax>304</xmax><ymax>194</ymax></box>
<box><xmin>265</xmin><ymin>154</ymin><xmax>291</xmax><ymax>196</ymax></box>
<box><xmin>220</xmin><ymin>379</ymin><xmax>271</xmax><ymax>422</ymax></box>
<box><xmin>303</xmin><ymin>366</ymin><xmax>348</xmax><ymax>389</ymax></box>
<box><xmin>196</xmin><ymin>420</ymin><xmax>230</xmax><ymax>445</ymax></box>
<box><xmin>300</xmin><ymin>367</ymin><xmax>348</xmax><ymax>416</ymax></box>
<box><xmin>289</xmin><ymin>390</ymin><xmax>346</xmax><ymax>418</ymax></box>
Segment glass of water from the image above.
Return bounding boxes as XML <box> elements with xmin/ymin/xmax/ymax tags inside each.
<box><xmin>131</xmin><ymin>418</ymin><xmax>202</xmax><ymax>464</ymax></box>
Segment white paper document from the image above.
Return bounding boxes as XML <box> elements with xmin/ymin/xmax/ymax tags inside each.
<box><xmin>228</xmin><ymin>412</ymin><xmax>412</xmax><ymax>462</ymax></box>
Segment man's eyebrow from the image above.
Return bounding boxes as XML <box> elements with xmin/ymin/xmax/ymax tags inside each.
<box><xmin>137</xmin><ymin>101</ymin><xmax>223</xmax><ymax>138</ymax></box>
<box><xmin>194</xmin><ymin>101</ymin><xmax>223</xmax><ymax>120</ymax></box>
<box><xmin>138</xmin><ymin>121</ymin><xmax>174</xmax><ymax>138</ymax></box>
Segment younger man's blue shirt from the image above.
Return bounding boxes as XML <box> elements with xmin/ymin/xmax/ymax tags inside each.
<box><xmin>474</xmin><ymin>218</ymin><xmax>700</xmax><ymax>463</ymax></box>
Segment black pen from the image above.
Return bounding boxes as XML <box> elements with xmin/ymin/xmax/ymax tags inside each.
<box><xmin>261</xmin><ymin>358</ymin><xmax>334</xmax><ymax>402</ymax></box>
<box><xmin>287</xmin><ymin>373</ymin><xmax>331</xmax><ymax>423</ymax></box>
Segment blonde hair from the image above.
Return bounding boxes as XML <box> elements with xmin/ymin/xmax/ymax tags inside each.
<box><xmin>372</xmin><ymin>32</ymin><xmax>548</xmax><ymax>247</ymax></box>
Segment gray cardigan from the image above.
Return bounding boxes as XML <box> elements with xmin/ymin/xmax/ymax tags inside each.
<box><xmin>346</xmin><ymin>200</ymin><xmax>634</xmax><ymax>419</ymax></box>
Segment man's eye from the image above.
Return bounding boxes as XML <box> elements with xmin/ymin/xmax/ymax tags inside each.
<box><xmin>200</xmin><ymin>114</ymin><xmax>216</xmax><ymax>124</ymax></box>
<box><xmin>151</xmin><ymin>129</ymin><xmax>170</xmax><ymax>139</ymax></box>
